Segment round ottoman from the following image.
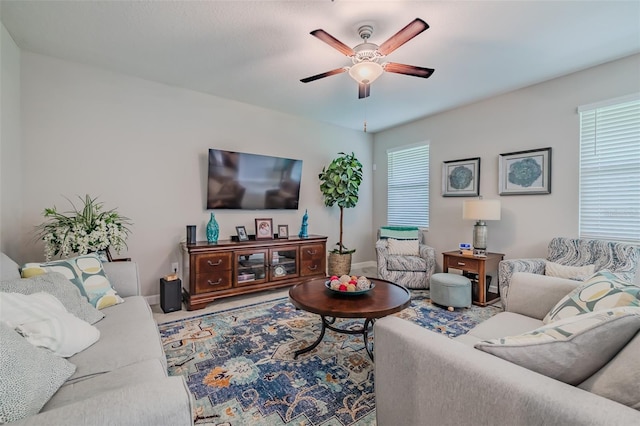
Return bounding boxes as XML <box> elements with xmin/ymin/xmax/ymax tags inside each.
<box><xmin>430</xmin><ymin>273</ymin><xmax>472</xmax><ymax>311</ymax></box>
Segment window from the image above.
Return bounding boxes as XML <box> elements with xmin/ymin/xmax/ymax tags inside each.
<box><xmin>387</xmin><ymin>143</ymin><xmax>429</xmax><ymax>227</ymax></box>
<box><xmin>578</xmin><ymin>94</ymin><xmax>640</xmax><ymax>243</ymax></box>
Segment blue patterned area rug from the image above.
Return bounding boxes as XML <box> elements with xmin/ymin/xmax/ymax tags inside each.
<box><xmin>158</xmin><ymin>290</ymin><xmax>500</xmax><ymax>425</ymax></box>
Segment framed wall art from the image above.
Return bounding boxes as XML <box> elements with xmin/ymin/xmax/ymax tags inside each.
<box><xmin>255</xmin><ymin>218</ymin><xmax>274</xmax><ymax>240</ymax></box>
<box><xmin>442</xmin><ymin>157</ymin><xmax>481</xmax><ymax>197</ymax></box>
<box><xmin>499</xmin><ymin>147</ymin><xmax>551</xmax><ymax>195</ymax></box>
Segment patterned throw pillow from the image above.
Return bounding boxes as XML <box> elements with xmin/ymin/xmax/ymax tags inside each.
<box><xmin>21</xmin><ymin>254</ymin><xmax>124</xmax><ymax>309</ymax></box>
<box><xmin>0</xmin><ymin>322</ymin><xmax>76</xmax><ymax>423</ymax></box>
<box><xmin>544</xmin><ymin>261</ymin><xmax>595</xmax><ymax>281</ymax></box>
<box><xmin>543</xmin><ymin>270</ymin><xmax>640</xmax><ymax>324</ymax></box>
<box><xmin>386</xmin><ymin>238</ymin><xmax>419</xmax><ymax>256</ymax></box>
<box><xmin>475</xmin><ymin>307</ymin><xmax>640</xmax><ymax>385</ymax></box>
<box><xmin>0</xmin><ymin>272</ymin><xmax>104</xmax><ymax>324</ymax></box>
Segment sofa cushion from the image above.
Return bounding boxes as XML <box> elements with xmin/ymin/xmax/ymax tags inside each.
<box><xmin>0</xmin><ymin>292</ymin><xmax>100</xmax><ymax>357</ymax></box>
<box><xmin>544</xmin><ymin>270</ymin><xmax>640</xmax><ymax>324</ymax></box>
<box><xmin>466</xmin><ymin>311</ymin><xmax>543</xmax><ymax>340</ymax></box>
<box><xmin>386</xmin><ymin>255</ymin><xmax>426</xmax><ymax>272</ymax></box>
<box><xmin>66</xmin><ymin>296</ymin><xmax>165</xmax><ymax>382</ymax></box>
<box><xmin>545</xmin><ymin>261</ymin><xmax>595</xmax><ymax>280</ymax></box>
<box><xmin>475</xmin><ymin>307</ymin><xmax>640</xmax><ymax>385</ymax></box>
<box><xmin>22</xmin><ymin>254</ymin><xmax>124</xmax><ymax>309</ymax></box>
<box><xmin>0</xmin><ymin>252</ymin><xmax>21</xmax><ymax>280</ymax></box>
<box><xmin>43</xmin><ymin>358</ymin><xmax>167</xmax><ymax>412</ymax></box>
<box><xmin>578</xmin><ymin>331</ymin><xmax>640</xmax><ymax>410</ymax></box>
<box><xmin>0</xmin><ymin>322</ymin><xmax>76</xmax><ymax>423</ymax></box>
<box><xmin>0</xmin><ymin>272</ymin><xmax>104</xmax><ymax>324</ymax></box>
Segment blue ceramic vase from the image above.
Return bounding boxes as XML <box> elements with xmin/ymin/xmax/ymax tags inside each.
<box><xmin>206</xmin><ymin>213</ymin><xmax>219</xmax><ymax>243</ymax></box>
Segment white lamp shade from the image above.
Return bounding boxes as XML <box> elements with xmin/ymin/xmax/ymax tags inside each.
<box><xmin>348</xmin><ymin>61</ymin><xmax>384</xmax><ymax>84</ymax></box>
<box><xmin>463</xmin><ymin>199</ymin><xmax>501</xmax><ymax>221</ymax></box>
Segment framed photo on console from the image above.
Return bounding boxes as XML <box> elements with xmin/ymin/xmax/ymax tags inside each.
<box><xmin>277</xmin><ymin>225</ymin><xmax>289</xmax><ymax>239</ymax></box>
<box><xmin>236</xmin><ymin>226</ymin><xmax>249</xmax><ymax>241</ymax></box>
<box><xmin>255</xmin><ymin>218</ymin><xmax>273</xmax><ymax>240</ymax></box>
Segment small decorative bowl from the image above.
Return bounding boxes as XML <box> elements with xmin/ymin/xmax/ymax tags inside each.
<box><xmin>325</xmin><ymin>280</ymin><xmax>375</xmax><ymax>296</ymax></box>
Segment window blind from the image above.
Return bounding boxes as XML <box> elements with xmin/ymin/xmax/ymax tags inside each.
<box><xmin>579</xmin><ymin>95</ymin><xmax>640</xmax><ymax>243</ymax></box>
<box><xmin>387</xmin><ymin>144</ymin><xmax>429</xmax><ymax>227</ymax></box>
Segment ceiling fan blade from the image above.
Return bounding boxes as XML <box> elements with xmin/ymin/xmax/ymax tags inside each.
<box><xmin>300</xmin><ymin>67</ymin><xmax>347</xmax><ymax>83</ymax></box>
<box><xmin>384</xmin><ymin>62</ymin><xmax>435</xmax><ymax>78</ymax></box>
<box><xmin>310</xmin><ymin>29</ymin><xmax>355</xmax><ymax>56</ymax></box>
<box><xmin>378</xmin><ymin>18</ymin><xmax>429</xmax><ymax>56</ymax></box>
<box><xmin>358</xmin><ymin>82</ymin><xmax>370</xmax><ymax>99</ymax></box>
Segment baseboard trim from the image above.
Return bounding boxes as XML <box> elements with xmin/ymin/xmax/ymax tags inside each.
<box><xmin>352</xmin><ymin>260</ymin><xmax>376</xmax><ymax>271</ymax></box>
<box><xmin>146</xmin><ymin>294</ymin><xmax>160</xmax><ymax>306</ymax></box>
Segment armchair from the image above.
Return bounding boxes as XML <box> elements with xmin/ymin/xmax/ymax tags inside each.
<box><xmin>499</xmin><ymin>237</ymin><xmax>640</xmax><ymax>307</ymax></box>
<box><xmin>376</xmin><ymin>228</ymin><xmax>436</xmax><ymax>289</ymax></box>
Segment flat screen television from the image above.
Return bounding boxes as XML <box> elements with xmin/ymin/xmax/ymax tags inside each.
<box><xmin>207</xmin><ymin>149</ymin><xmax>303</xmax><ymax>210</ymax></box>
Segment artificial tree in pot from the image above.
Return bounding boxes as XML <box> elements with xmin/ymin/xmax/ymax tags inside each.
<box><xmin>318</xmin><ymin>151</ymin><xmax>363</xmax><ymax>276</ymax></box>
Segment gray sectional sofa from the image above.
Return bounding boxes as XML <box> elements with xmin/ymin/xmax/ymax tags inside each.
<box><xmin>374</xmin><ymin>272</ymin><xmax>640</xmax><ymax>425</ymax></box>
<box><xmin>0</xmin><ymin>252</ymin><xmax>193</xmax><ymax>425</ymax></box>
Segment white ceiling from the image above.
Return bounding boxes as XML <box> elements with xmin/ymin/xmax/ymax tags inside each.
<box><xmin>2</xmin><ymin>1</ymin><xmax>639</xmax><ymax>133</ymax></box>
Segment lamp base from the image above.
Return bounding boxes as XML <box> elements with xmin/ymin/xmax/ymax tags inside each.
<box><xmin>472</xmin><ymin>220</ymin><xmax>488</xmax><ymax>251</ymax></box>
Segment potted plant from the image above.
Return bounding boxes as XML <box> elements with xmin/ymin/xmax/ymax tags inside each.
<box><xmin>318</xmin><ymin>152</ymin><xmax>363</xmax><ymax>276</ymax></box>
<box><xmin>36</xmin><ymin>195</ymin><xmax>132</xmax><ymax>261</ymax></box>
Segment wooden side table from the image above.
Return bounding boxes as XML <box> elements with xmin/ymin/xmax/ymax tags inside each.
<box><xmin>442</xmin><ymin>251</ymin><xmax>504</xmax><ymax>306</ymax></box>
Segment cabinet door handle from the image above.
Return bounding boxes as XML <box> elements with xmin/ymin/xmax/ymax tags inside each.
<box><xmin>457</xmin><ymin>262</ymin><xmax>466</xmax><ymax>266</ymax></box>
<box><xmin>207</xmin><ymin>278</ymin><xmax>222</xmax><ymax>286</ymax></box>
<box><xmin>207</xmin><ymin>259</ymin><xmax>222</xmax><ymax>266</ymax></box>
<box><xmin>307</xmin><ymin>265</ymin><xmax>318</xmax><ymax>271</ymax></box>
<box><xmin>307</xmin><ymin>250</ymin><xmax>317</xmax><ymax>255</ymax></box>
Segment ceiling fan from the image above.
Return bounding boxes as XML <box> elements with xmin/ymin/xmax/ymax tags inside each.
<box><xmin>300</xmin><ymin>18</ymin><xmax>435</xmax><ymax>99</ymax></box>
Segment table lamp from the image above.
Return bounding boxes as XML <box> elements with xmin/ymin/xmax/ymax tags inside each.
<box><xmin>462</xmin><ymin>199</ymin><xmax>501</xmax><ymax>255</ymax></box>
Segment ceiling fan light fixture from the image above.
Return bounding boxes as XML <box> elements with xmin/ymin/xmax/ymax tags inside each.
<box><xmin>348</xmin><ymin>61</ymin><xmax>383</xmax><ymax>84</ymax></box>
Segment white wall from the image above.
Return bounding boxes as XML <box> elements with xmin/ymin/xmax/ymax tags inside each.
<box><xmin>373</xmin><ymin>54</ymin><xmax>640</xmax><ymax>269</ymax></box>
<box><xmin>0</xmin><ymin>22</ymin><xmax>22</xmax><ymax>261</ymax></box>
<box><xmin>18</xmin><ymin>52</ymin><xmax>373</xmax><ymax>297</ymax></box>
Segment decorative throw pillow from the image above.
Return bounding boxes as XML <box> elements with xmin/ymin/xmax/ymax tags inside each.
<box><xmin>386</xmin><ymin>238</ymin><xmax>420</xmax><ymax>256</ymax></box>
<box><xmin>21</xmin><ymin>254</ymin><xmax>124</xmax><ymax>309</ymax></box>
<box><xmin>543</xmin><ymin>270</ymin><xmax>640</xmax><ymax>324</ymax></box>
<box><xmin>0</xmin><ymin>322</ymin><xmax>76</xmax><ymax>423</ymax></box>
<box><xmin>379</xmin><ymin>226</ymin><xmax>420</xmax><ymax>240</ymax></box>
<box><xmin>578</xmin><ymin>330</ymin><xmax>640</xmax><ymax>410</ymax></box>
<box><xmin>0</xmin><ymin>292</ymin><xmax>100</xmax><ymax>357</ymax></box>
<box><xmin>0</xmin><ymin>272</ymin><xmax>104</xmax><ymax>324</ymax></box>
<box><xmin>475</xmin><ymin>307</ymin><xmax>640</xmax><ymax>385</ymax></box>
<box><xmin>545</xmin><ymin>261</ymin><xmax>595</xmax><ymax>281</ymax></box>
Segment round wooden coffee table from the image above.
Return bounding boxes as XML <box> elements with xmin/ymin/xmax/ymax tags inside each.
<box><xmin>288</xmin><ymin>277</ymin><xmax>410</xmax><ymax>360</ymax></box>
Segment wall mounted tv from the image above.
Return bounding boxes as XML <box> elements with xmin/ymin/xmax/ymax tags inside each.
<box><xmin>207</xmin><ymin>149</ymin><xmax>303</xmax><ymax>210</ymax></box>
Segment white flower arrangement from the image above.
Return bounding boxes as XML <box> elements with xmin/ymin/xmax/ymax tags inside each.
<box><xmin>37</xmin><ymin>195</ymin><xmax>132</xmax><ymax>261</ymax></box>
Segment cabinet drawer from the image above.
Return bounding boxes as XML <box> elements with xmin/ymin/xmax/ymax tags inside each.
<box><xmin>195</xmin><ymin>253</ymin><xmax>232</xmax><ymax>274</ymax></box>
<box><xmin>446</xmin><ymin>256</ymin><xmax>480</xmax><ymax>272</ymax></box>
<box><xmin>195</xmin><ymin>271</ymin><xmax>232</xmax><ymax>293</ymax></box>
<box><xmin>300</xmin><ymin>244</ymin><xmax>324</xmax><ymax>261</ymax></box>
<box><xmin>300</xmin><ymin>259</ymin><xmax>324</xmax><ymax>276</ymax></box>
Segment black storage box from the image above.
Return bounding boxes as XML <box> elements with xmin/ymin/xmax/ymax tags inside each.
<box><xmin>160</xmin><ymin>277</ymin><xmax>182</xmax><ymax>313</ymax></box>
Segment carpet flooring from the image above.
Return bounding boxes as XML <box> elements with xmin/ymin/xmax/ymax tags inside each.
<box><xmin>158</xmin><ymin>290</ymin><xmax>500</xmax><ymax>425</ymax></box>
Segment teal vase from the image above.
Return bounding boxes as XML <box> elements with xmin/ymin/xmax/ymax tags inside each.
<box><xmin>206</xmin><ymin>213</ymin><xmax>219</xmax><ymax>243</ymax></box>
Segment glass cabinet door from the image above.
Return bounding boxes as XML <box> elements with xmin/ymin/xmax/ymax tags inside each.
<box><xmin>269</xmin><ymin>247</ymin><xmax>298</xmax><ymax>281</ymax></box>
<box><xmin>235</xmin><ymin>250</ymin><xmax>268</xmax><ymax>287</ymax></box>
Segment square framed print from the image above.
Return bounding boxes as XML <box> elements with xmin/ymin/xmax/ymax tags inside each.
<box><xmin>277</xmin><ymin>225</ymin><xmax>289</xmax><ymax>239</ymax></box>
<box><xmin>235</xmin><ymin>226</ymin><xmax>249</xmax><ymax>241</ymax></box>
<box><xmin>442</xmin><ymin>157</ymin><xmax>481</xmax><ymax>197</ymax></box>
<box><xmin>255</xmin><ymin>218</ymin><xmax>274</xmax><ymax>240</ymax></box>
<box><xmin>499</xmin><ymin>147</ymin><xmax>551</xmax><ymax>195</ymax></box>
